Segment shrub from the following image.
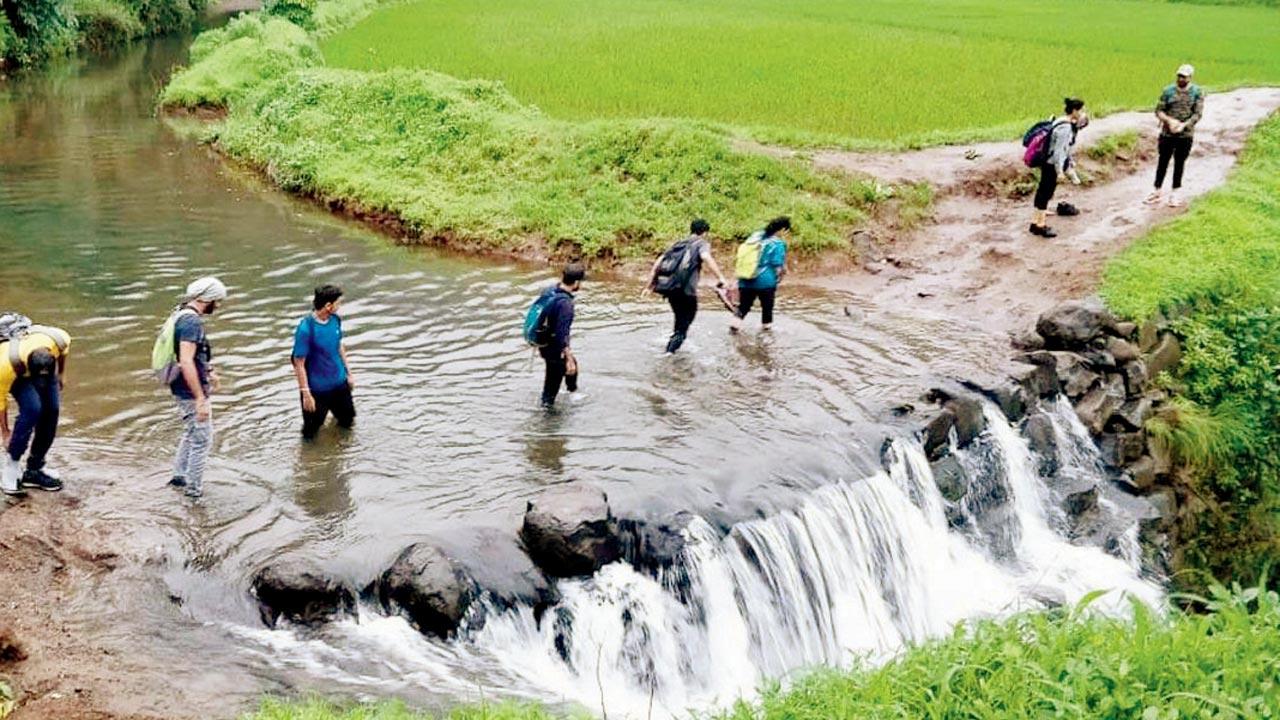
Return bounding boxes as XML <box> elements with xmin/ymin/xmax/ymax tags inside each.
<box><xmin>126</xmin><ymin>0</ymin><xmax>208</xmax><ymax>34</ymax></box>
<box><xmin>72</xmin><ymin>0</ymin><xmax>146</xmax><ymax>51</ymax></box>
<box><xmin>1</xmin><ymin>0</ymin><xmax>76</xmax><ymax>64</ymax></box>
<box><xmin>264</xmin><ymin>0</ymin><xmax>318</xmax><ymax>26</ymax></box>
<box><xmin>161</xmin><ymin>15</ymin><xmax>321</xmax><ymax>107</ymax></box>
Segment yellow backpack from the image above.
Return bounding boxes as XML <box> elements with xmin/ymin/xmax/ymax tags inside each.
<box><xmin>735</xmin><ymin>231</ymin><xmax>765</xmax><ymax>280</ymax></box>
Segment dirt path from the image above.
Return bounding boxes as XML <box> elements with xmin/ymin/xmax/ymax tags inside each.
<box><xmin>799</xmin><ymin>87</ymin><xmax>1280</xmax><ymax>335</ymax></box>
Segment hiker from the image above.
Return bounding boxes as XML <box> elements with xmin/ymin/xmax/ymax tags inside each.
<box><xmin>1054</xmin><ymin>114</ymin><xmax>1091</xmax><ymax>218</ymax></box>
<box><xmin>731</xmin><ymin>216</ymin><xmax>790</xmax><ymax>330</ymax></box>
<box><xmin>646</xmin><ymin>219</ymin><xmax>729</xmax><ymax>353</ymax></box>
<box><xmin>166</xmin><ymin>277</ymin><xmax>227</xmax><ymax>498</ymax></box>
<box><xmin>530</xmin><ymin>263</ymin><xmax>584</xmax><ymax>408</ymax></box>
<box><xmin>0</xmin><ymin>320</ymin><xmax>71</xmax><ymax>496</ymax></box>
<box><xmin>292</xmin><ymin>284</ymin><xmax>355</xmax><ymax>439</ymax></box>
<box><xmin>1029</xmin><ymin>98</ymin><xmax>1086</xmax><ymax>238</ymax></box>
<box><xmin>1145</xmin><ymin>64</ymin><xmax>1204</xmax><ymax>208</ymax></box>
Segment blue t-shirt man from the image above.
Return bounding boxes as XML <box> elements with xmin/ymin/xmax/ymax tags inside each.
<box><xmin>292</xmin><ymin>314</ymin><xmax>347</xmax><ymax>393</ymax></box>
<box><xmin>170</xmin><ymin>312</ymin><xmax>211</xmax><ymax>400</ymax></box>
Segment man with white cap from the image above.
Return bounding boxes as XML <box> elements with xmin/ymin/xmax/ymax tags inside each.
<box><xmin>167</xmin><ymin>276</ymin><xmax>227</xmax><ymax>498</ymax></box>
<box><xmin>1146</xmin><ymin>63</ymin><xmax>1204</xmax><ymax>208</ymax></box>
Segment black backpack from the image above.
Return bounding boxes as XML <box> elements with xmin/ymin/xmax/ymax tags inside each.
<box><xmin>653</xmin><ymin>238</ymin><xmax>698</xmax><ymax>296</ymax></box>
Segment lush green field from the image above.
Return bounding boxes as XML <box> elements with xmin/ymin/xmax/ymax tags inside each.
<box><xmin>320</xmin><ymin>0</ymin><xmax>1280</xmax><ymax>146</ymax></box>
<box><xmin>1101</xmin><ymin>111</ymin><xmax>1280</xmax><ymax>593</ymax></box>
<box><xmin>246</xmin><ymin>585</ymin><xmax>1280</xmax><ymax>719</ymax></box>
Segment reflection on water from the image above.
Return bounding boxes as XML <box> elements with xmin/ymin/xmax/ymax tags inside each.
<box><xmin>0</xmin><ymin>33</ymin><xmax>1010</xmax><ymax>715</ymax></box>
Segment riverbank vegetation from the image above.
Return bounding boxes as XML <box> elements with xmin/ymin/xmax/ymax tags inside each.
<box><xmin>0</xmin><ymin>0</ymin><xmax>208</xmax><ymax>66</ymax></box>
<box><xmin>160</xmin><ymin>3</ymin><xmax>915</xmax><ymax>260</ymax></box>
<box><xmin>319</xmin><ymin>0</ymin><xmax>1280</xmax><ymax>147</ymax></box>
<box><xmin>1101</xmin><ymin>112</ymin><xmax>1280</xmax><ymax>592</ymax></box>
<box><xmin>247</xmin><ymin>583</ymin><xmax>1280</xmax><ymax>719</ymax></box>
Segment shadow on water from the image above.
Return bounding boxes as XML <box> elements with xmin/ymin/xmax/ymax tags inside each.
<box><xmin>0</xmin><ymin>30</ymin><xmax>1016</xmax><ymax>717</ymax></box>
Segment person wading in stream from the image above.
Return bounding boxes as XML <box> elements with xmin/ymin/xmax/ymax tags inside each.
<box><xmin>292</xmin><ymin>284</ymin><xmax>355</xmax><ymax>439</ymax></box>
<box><xmin>530</xmin><ymin>263</ymin><xmax>584</xmax><ymax>408</ymax></box>
<box><xmin>1145</xmin><ymin>64</ymin><xmax>1205</xmax><ymax>208</ymax></box>
<box><xmin>0</xmin><ymin>320</ymin><xmax>71</xmax><ymax>496</ymax></box>
<box><xmin>731</xmin><ymin>216</ymin><xmax>790</xmax><ymax>331</ymax></box>
<box><xmin>166</xmin><ymin>277</ymin><xmax>227</xmax><ymax>499</ymax></box>
<box><xmin>645</xmin><ymin>219</ymin><xmax>729</xmax><ymax>353</ymax></box>
<box><xmin>1029</xmin><ymin>98</ymin><xmax>1086</xmax><ymax>238</ymax></box>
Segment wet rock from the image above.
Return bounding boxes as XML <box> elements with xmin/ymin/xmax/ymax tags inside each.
<box><xmin>930</xmin><ymin>455</ymin><xmax>969</xmax><ymax>503</ymax></box>
<box><xmin>378</xmin><ymin>543</ymin><xmax>476</xmax><ymax>639</ymax></box>
<box><xmin>1145</xmin><ymin>333</ymin><xmax>1183</xmax><ymax>378</ymax></box>
<box><xmin>1125</xmin><ymin>456</ymin><xmax>1158</xmax><ymax>493</ymax></box>
<box><xmin>946</xmin><ymin>395</ymin><xmax>986</xmax><ymax>447</ymax></box>
<box><xmin>436</xmin><ymin>530</ymin><xmax>558</xmax><ymax>621</ymax></box>
<box><xmin>1101</xmin><ymin>432</ymin><xmax>1146</xmax><ymax>468</ymax></box>
<box><xmin>1025</xmin><ymin>584</ymin><xmax>1068</xmax><ymax>609</ymax></box>
<box><xmin>1065</xmin><ymin>482</ymin><xmax>1098</xmax><ymax>518</ymax></box>
<box><xmin>1051</xmin><ymin>352</ymin><xmax>1102</xmax><ymax>398</ymax></box>
<box><xmin>1076</xmin><ymin>385</ymin><xmax>1124</xmax><ymax>436</ymax></box>
<box><xmin>1023</xmin><ymin>412</ymin><xmax>1059</xmax><ymax>476</ymax></box>
<box><xmin>251</xmin><ymin>560</ymin><xmax>355</xmax><ymax>627</ymax></box>
<box><xmin>1111</xmin><ymin>321</ymin><xmax>1138</xmax><ymax>340</ymax></box>
<box><xmin>1082</xmin><ymin>348</ymin><xmax>1118</xmax><ymax>372</ymax></box>
<box><xmin>1110</xmin><ymin>397</ymin><xmax>1154</xmax><ymax>432</ymax></box>
<box><xmin>960</xmin><ymin>378</ymin><xmax>1026</xmax><ymax>423</ymax></box>
<box><xmin>0</xmin><ymin>624</ymin><xmax>26</xmax><ymax>664</ymax></box>
<box><xmin>521</xmin><ymin>485</ymin><xmax>622</xmax><ymax>578</ymax></box>
<box><xmin>1036</xmin><ymin>298</ymin><xmax>1116</xmax><ymax>348</ymax></box>
<box><xmin>1138</xmin><ymin>319</ymin><xmax>1160</xmax><ymax>352</ymax></box>
<box><xmin>619</xmin><ymin>513</ymin><xmax>693</xmax><ymax>575</ymax></box>
<box><xmin>1120</xmin><ymin>360</ymin><xmax>1149</xmax><ymax>396</ymax></box>
<box><xmin>1011</xmin><ymin>356</ymin><xmax>1059</xmax><ymax>400</ymax></box>
<box><xmin>1105</xmin><ymin>337</ymin><xmax>1141</xmax><ymax>364</ymax></box>
<box><xmin>1143</xmin><ymin>488</ymin><xmax>1178</xmax><ymax>531</ymax></box>
<box><xmin>920</xmin><ymin>409</ymin><xmax>956</xmax><ymax>461</ymax></box>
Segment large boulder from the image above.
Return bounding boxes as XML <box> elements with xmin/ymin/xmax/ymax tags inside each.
<box><xmin>251</xmin><ymin>559</ymin><xmax>355</xmax><ymax>627</ymax></box>
<box><xmin>377</xmin><ymin>543</ymin><xmax>476</xmax><ymax>638</ymax></box>
<box><xmin>1048</xmin><ymin>351</ymin><xmax>1102</xmax><ymax>398</ymax></box>
<box><xmin>1023</xmin><ymin>412</ymin><xmax>1059</xmax><ymax>477</ymax></box>
<box><xmin>1011</xmin><ymin>356</ymin><xmax>1059</xmax><ymax>400</ymax></box>
<box><xmin>930</xmin><ymin>455</ymin><xmax>969</xmax><ymax>503</ymax></box>
<box><xmin>1145</xmin><ymin>333</ymin><xmax>1183</xmax><ymax>378</ymax></box>
<box><xmin>920</xmin><ymin>409</ymin><xmax>956</xmax><ymax>461</ymax></box>
<box><xmin>619</xmin><ymin>513</ymin><xmax>693</xmax><ymax>575</ymax></box>
<box><xmin>1036</xmin><ymin>299</ymin><xmax>1116</xmax><ymax>349</ymax></box>
<box><xmin>521</xmin><ymin>485</ymin><xmax>622</xmax><ymax>578</ymax></box>
<box><xmin>1105</xmin><ymin>337</ymin><xmax>1141</xmax><ymax>364</ymax></box>
<box><xmin>1120</xmin><ymin>359</ymin><xmax>1149</xmax><ymax>396</ymax></box>
<box><xmin>1111</xmin><ymin>397</ymin><xmax>1154</xmax><ymax>432</ymax></box>
<box><xmin>1075</xmin><ymin>377</ymin><xmax>1125</xmax><ymax>436</ymax></box>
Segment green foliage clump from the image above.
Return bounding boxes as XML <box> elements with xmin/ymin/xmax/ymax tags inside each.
<box><xmin>126</xmin><ymin>0</ymin><xmax>208</xmax><ymax>35</ymax></box>
<box><xmin>724</xmin><ymin>587</ymin><xmax>1280</xmax><ymax>719</ymax></box>
<box><xmin>72</xmin><ymin>0</ymin><xmax>146</xmax><ymax>51</ymax></box>
<box><xmin>161</xmin><ymin>15</ymin><xmax>321</xmax><ymax>107</ymax></box>
<box><xmin>264</xmin><ymin>0</ymin><xmax>319</xmax><ymax>26</ymax></box>
<box><xmin>1</xmin><ymin>0</ymin><xmax>76</xmax><ymax>65</ymax></box>
<box><xmin>212</xmin><ymin>66</ymin><xmax>874</xmax><ymax>257</ymax></box>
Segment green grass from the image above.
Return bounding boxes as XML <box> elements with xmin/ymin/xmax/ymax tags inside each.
<box><xmin>245</xmin><ymin>585</ymin><xmax>1280</xmax><ymax>720</ymax></box>
<box><xmin>320</xmin><ymin>0</ymin><xmax>1280</xmax><ymax>146</ymax></box>
<box><xmin>161</xmin><ymin>15</ymin><xmax>321</xmax><ymax>107</ymax></box>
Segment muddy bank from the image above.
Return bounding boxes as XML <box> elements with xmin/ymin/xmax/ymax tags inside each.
<box><xmin>803</xmin><ymin>88</ymin><xmax>1280</xmax><ymax>337</ymax></box>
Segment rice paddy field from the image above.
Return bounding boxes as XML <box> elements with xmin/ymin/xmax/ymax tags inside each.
<box><xmin>319</xmin><ymin>0</ymin><xmax>1280</xmax><ymax>145</ymax></box>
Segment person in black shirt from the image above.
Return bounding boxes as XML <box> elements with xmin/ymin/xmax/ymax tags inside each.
<box><xmin>540</xmin><ymin>263</ymin><xmax>585</xmax><ymax>407</ymax></box>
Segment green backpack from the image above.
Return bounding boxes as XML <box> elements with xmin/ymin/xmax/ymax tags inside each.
<box><xmin>735</xmin><ymin>231</ymin><xmax>765</xmax><ymax>280</ymax></box>
<box><xmin>150</xmin><ymin>307</ymin><xmax>198</xmax><ymax>385</ymax></box>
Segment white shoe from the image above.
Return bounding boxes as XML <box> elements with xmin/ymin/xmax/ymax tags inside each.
<box><xmin>1143</xmin><ymin>190</ymin><xmax>1163</xmax><ymax>205</ymax></box>
<box><xmin>1</xmin><ymin>456</ymin><xmax>25</xmax><ymax>496</ymax></box>
<box><xmin>1166</xmin><ymin>192</ymin><xmax>1183</xmax><ymax>208</ymax></box>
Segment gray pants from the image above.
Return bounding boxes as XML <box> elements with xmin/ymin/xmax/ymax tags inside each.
<box><xmin>173</xmin><ymin>399</ymin><xmax>213</xmax><ymax>495</ymax></box>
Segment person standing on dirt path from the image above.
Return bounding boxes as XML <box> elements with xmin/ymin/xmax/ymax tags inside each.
<box><xmin>292</xmin><ymin>284</ymin><xmax>356</xmax><ymax>440</ymax></box>
<box><xmin>168</xmin><ymin>277</ymin><xmax>227</xmax><ymax>499</ymax></box>
<box><xmin>1030</xmin><ymin>98</ymin><xmax>1086</xmax><ymax>238</ymax></box>
<box><xmin>538</xmin><ymin>263</ymin><xmax>584</xmax><ymax>408</ymax></box>
<box><xmin>0</xmin><ymin>324</ymin><xmax>71</xmax><ymax>496</ymax></box>
<box><xmin>1145</xmin><ymin>64</ymin><xmax>1204</xmax><ymax>208</ymax></box>
<box><xmin>645</xmin><ymin>219</ymin><xmax>730</xmax><ymax>353</ymax></box>
<box><xmin>731</xmin><ymin>217</ymin><xmax>790</xmax><ymax>331</ymax></box>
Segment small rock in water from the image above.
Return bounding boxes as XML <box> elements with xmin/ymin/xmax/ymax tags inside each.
<box><xmin>521</xmin><ymin>485</ymin><xmax>622</xmax><ymax>578</ymax></box>
<box><xmin>251</xmin><ymin>559</ymin><xmax>355</xmax><ymax>628</ymax></box>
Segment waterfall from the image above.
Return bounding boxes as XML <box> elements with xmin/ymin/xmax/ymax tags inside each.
<box><xmin>466</xmin><ymin>397</ymin><xmax>1163</xmax><ymax>718</ymax></box>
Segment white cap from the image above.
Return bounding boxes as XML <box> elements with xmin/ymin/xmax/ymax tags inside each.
<box><xmin>185</xmin><ymin>276</ymin><xmax>228</xmax><ymax>303</ymax></box>
<box><xmin>1177</xmin><ymin>64</ymin><xmax>1195</xmax><ymax>77</ymax></box>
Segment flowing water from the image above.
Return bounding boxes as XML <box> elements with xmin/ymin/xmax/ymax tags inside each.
<box><xmin>0</xmin><ymin>35</ymin><xmax>1160</xmax><ymax>718</ymax></box>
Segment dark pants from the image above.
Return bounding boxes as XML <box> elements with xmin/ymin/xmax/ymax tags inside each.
<box><xmin>1155</xmin><ymin>135</ymin><xmax>1193</xmax><ymax>190</ymax></box>
<box><xmin>665</xmin><ymin>293</ymin><xmax>698</xmax><ymax>353</ymax></box>
<box><xmin>1033</xmin><ymin>164</ymin><xmax>1059</xmax><ymax>211</ymax></box>
<box><xmin>301</xmin><ymin>383</ymin><xmax>356</xmax><ymax>439</ymax></box>
<box><xmin>736</xmin><ymin>286</ymin><xmax>776</xmax><ymax>325</ymax></box>
<box><xmin>8</xmin><ymin>375</ymin><xmax>60</xmax><ymax>470</ymax></box>
<box><xmin>539</xmin><ymin>347</ymin><xmax>578</xmax><ymax>406</ymax></box>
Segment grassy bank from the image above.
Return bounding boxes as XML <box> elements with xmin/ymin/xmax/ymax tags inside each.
<box><xmin>245</xmin><ymin>584</ymin><xmax>1280</xmax><ymax>719</ymax></box>
<box><xmin>1101</xmin><ymin>111</ymin><xmax>1280</xmax><ymax>592</ymax></box>
<box><xmin>160</xmin><ymin>6</ymin><xmax>914</xmax><ymax>260</ymax></box>
<box><xmin>0</xmin><ymin>0</ymin><xmax>209</xmax><ymax>66</ymax></box>
<box><xmin>320</xmin><ymin>0</ymin><xmax>1280</xmax><ymax>147</ymax></box>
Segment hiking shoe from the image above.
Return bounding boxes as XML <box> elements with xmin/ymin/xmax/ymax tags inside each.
<box><xmin>1</xmin><ymin>456</ymin><xmax>25</xmax><ymax>497</ymax></box>
<box><xmin>1056</xmin><ymin>202</ymin><xmax>1080</xmax><ymax>216</ymax></box>
<box><xmin>168</xmin><ymin>476</ymin><xmax>188</xmax><ymax>488</ymax></box>
<box><xmin>1028</xmin><ymin>224</ymin><xmax>1058</xmax><ymax>238</ymax></box>
<box><xmin>183</xmin><ymin>486</ymin><xmax>203</xmax><ymax>499</ymax></box>
<box><xmin>1143</xmin><ymin>190</ymin><xmax>1163</xmax><ymax>205</ymax></box>
<box><xmin>1166</xmin><ymin>192</ymin><xmax>1183</xmax><ymax>208</ymax></box>
<box><xmin>21</xmin><ymin>468</ymin><xmax>63</xmax><ymax>492</ymax></box>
